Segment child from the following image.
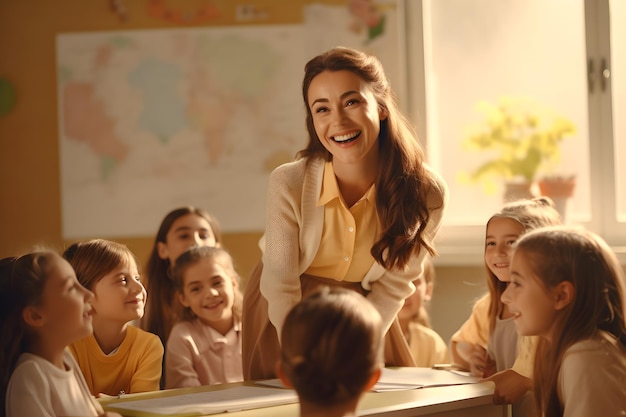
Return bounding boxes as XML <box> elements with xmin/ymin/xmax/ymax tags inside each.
<box><xmin>397</xmin><ymin>256</ymin><xmax>450</xmax><ymax>366</ymax></box>
<box><xmin>450</xmin><ymin>197</ymin><xmax>561</xmax><ymax>413</ymax></box>
<box><xmin>141</xmin><ymin>206</ymin><xmax>222</xmax><ymax>349</ymax></box>
<box><xmin>502</xmin><ymin>226</ymin><xmax>626</xmax><ymax>417</ymax></box>
<box><xmin>165</xmin><ymin>246</ymin><xmax>243</xmax><ymax>388</ymax></box>
<box><xmin>63</xmin><ymin>239</ymin><xmax>163</xmax><ymax>396</ymax></box>
<box><xmin>0</xmin><ymin>252</ymin><xmax>121</xmax><ymax>417</ymax></box>
<box><xmin>277</xmin><ymin>287</ymin><xmax>383</xmax><ymax>417</ymax></box>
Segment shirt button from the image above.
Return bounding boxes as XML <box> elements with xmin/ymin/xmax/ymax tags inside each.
<box><xmin>344</xmin><ymin>256</ymin><xmax>349</xmax><ymax>262</ymax></box>
<box><xmin>348</xmin><ymin>226</ymin><xmax>354</xmax><ymax>232</ymax></box>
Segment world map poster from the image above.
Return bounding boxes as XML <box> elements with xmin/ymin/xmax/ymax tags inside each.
<box><xmin>56</xmin><ymin>1</ymin><xmax>402</xmax><ymax>238</ymax></box>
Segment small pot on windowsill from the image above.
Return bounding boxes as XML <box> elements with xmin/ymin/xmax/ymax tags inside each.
<box><xmin>503</xmin><ymin>179</ymin><xmax>536</xmax><ymax>202</ymax></box>
<box><xmin>537</xmin><ymin>175</ymin><xmax>576</xmax><ymax>222</ymax></box>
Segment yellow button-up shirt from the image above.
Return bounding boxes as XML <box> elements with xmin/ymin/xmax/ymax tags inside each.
<box><xmin>305</xmin><ymin>162</ymin><xmax>378</xmax><ymax>282</ymax></box>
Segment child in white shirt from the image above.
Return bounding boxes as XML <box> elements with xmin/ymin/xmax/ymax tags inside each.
<box><xmin>0</xmin><ymin>252</ymin><xmax>121</xmax><ymax>417</ymax></box>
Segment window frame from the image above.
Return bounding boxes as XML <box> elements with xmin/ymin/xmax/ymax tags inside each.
<box><xmin>402</xmin><ymin>0</ymin><xmax>626</xmax><ymax>265</ymax></box>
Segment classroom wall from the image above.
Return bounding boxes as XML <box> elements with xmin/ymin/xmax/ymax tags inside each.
<box><xmin>0</xmin><ymin>0</ymin><xmax>484</xmax><ymax>344</ymax></box>
<box><xmin>0</xmin><ymin>0</ymin><xmax>317</xmax><ymax>282</ymax></box>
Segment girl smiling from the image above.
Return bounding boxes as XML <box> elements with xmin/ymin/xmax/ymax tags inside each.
<box><xmin>64</xmin><ymin>239</ymin><xmax>163</xmax><ymax>396</ymax></box>
<box><xmin>1</xmin><ymin>251</ymin><xmax>121</xmax><ymax>417</ymax></box>
<box><xmin>166</xmin><ymin>246</ymin><xmax>243</xmax><ymax>388</ymax></box>
<box><xmin>502</xmin><ymin>226</ymin><xmax>626</xmax><ymax>417</ymax></box>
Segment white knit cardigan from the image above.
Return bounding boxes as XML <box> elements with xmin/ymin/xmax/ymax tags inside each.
<box><xmin>259</xmin><ymin>156</ymin><xmax>447</xmax><ymax>338</ymax></box>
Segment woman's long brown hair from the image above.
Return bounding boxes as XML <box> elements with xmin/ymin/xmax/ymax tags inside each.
<box><xmin>299</xmin><ymin>47</ymin><xmax>445</xmax><ymax>270</ymax></box>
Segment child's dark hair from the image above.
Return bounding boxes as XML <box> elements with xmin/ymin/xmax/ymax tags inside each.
<box><xmin>63</xmin><ymin>239</ymin><xmax>138</xmax><ymax>290</ymax></box>
<box><xmin>143</xmin><ymin>206</ymin><xmax>222</xmax><ymax>344</ymax></box>
<box><xmin>280</xmin><ymin>287</ymin><xmax>383</xmax><ymax>406</ymax></box>
<box><xmin>172</xmin><ymin>245</ymin><xmax>242</xmax><ymax>323</ymax></box>
<box><xmin>485</xmin><ymin>196</ymin><xmax>562</xmax><ymax>330</ymax></box>
<box><xmin>0</xmin><ymin>251</ymin><xmax>59</xmax><ymax>417</ymax></box>
<box><xmin>514</xmin><ymin>226</ymin><xmax>626</xmax><ymax>417</ymax></box>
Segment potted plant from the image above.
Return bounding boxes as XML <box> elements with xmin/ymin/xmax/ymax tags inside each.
<box><xmin>460</xmin><ymin>96</ymin><xmax>577</xmax><ymax>201</ymax></box>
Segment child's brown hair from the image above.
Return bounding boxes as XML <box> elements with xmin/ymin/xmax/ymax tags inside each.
<box><xmin>63</xmin><ymin>239</ymin><xmax>138</xmax><ymax>290</ymax></box>
<box><xmin>0</xmin><ymin>251</ymin><xmax>59</xmax><ymax>417</ymax></box>
<box><xmin>514</xmin><ymin>226</ymin><xmax>626</xmax><ymax>417</ymax></box>
<box><xmin>280</xmin><ymin>287</ymin><xmax>383</xmax><ymax>406</ymax></box>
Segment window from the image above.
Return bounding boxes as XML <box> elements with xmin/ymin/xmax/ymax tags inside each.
<box><xmin>404</xmin><ymin>0</ymin><xmax>624</xmax><ymax>264</ymax></box>
<box><xmin>609</xmin><ymin>0</ymin><xmax>626</xmax><ymax>227</ymax></box>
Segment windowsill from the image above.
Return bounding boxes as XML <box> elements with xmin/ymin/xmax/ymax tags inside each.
<box><xmin>434</xmin><ymin>244</ymin><xmax>626</xmax><ymax>267</ymax></box>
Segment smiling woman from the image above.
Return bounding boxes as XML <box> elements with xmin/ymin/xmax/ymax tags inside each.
<box><xmin>63</xmin><ymin>239</ymin><xmax>163</xmax><ymax>397</ymax></box>
<box><xmin>307</xmin><ymin>69</ymin><xmax>383</xmax><ymax>206</ymax></box>
<box><xmin>242</xmin><ymin>46</ymin><xmax>448</xmax><ymax>381</ymax></box>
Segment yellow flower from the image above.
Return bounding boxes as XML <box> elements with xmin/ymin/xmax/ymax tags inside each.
<box><xmin>461</xmin><ymin>97</ymin><xmax>576</xmax><ymax>192</ymax></box>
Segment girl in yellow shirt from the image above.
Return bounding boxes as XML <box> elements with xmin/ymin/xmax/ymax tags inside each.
<box><xmin>64</xmin><ymin>239</ymin><xmax>163</xmax><ymax>396</ymax></box>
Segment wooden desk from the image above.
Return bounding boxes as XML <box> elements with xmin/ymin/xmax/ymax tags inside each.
<box><xmin>219</xmin><ymin>382</ymin><xmax>506</xmax><ymax>417</ymax></box>
<box><xmin>102</xmin><ymin>381</ymin><xmax>507</xmax><ymax>417</ymax></box>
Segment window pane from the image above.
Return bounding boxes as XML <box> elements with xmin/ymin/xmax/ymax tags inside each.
<box><xmin>610</xmin><ymin>0</ymin><xmax>626</xmax><ymax>221</ymax></box>
<box><xmin>423</xmin><ymin>0</ymin><xmax>590</xmax><ymax>232</ymax></box>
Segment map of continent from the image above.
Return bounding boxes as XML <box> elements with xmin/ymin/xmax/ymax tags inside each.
<box><xmin>57</xmin><ymin>26</ymin><xmax>306</xmax><ymax>237</ymax></box>
<box><xmin>56</xmin><ymin>2</ymin><xmax>401</xmax><ymax>238</ymax></box>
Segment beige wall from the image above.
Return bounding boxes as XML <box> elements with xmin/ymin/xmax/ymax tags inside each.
<box><xmin>430</xmin><ymin>266</ymin><xmax>486</xmax><ymax>343</ymax></box>
<box><xmin>0</xmin><ymin>0</ymin><xmax>328</xmax><ymax>277</ymax></box>
<box><xmin>0</xmin><ymin>0</ymin><xmax>485</xmax><ymax>346</ymax></box>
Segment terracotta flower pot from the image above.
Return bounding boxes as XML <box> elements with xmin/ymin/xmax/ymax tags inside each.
<box><xmin>537</xmin><ymin>177</ymin><xmax>576</xmax><ymax>198</ymax></box>
<box><xmin>537</xmin><ymin>176</ymin><xmax>576</xmax><ymax>222</ymax></box>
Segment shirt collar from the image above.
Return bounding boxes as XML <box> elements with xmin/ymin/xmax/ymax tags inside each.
<box><xmin>197</xmin><ymin>318</ymin><xmax>241</xmax><ymax>351</ymax></box>
<box><xmin>317</xmin><ymin>161</ymin><xmax>376</xmax><ymax>206</ymax></box>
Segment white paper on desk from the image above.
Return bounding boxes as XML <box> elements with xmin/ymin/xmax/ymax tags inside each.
<box><xmin>375</xmin><ymin>367</ymin><xmax>479</xmax><ymax>391</ymax></box>
<box><xmin>257</xmin><ymin>377</ymin><xmax>424</xmax><ymax>393</ymax></box>
<box><xmin>255</xmin><ymin>378</ymin><xmax>288</xmax><ymax>389</ymax></box>
<box><xmin>256</xmin><ymin>368</ymin><xmax>478</xmax><ymax>394</ymax></box>
<box><xmin>106</xmin><ymin>385</ymin><xmax>298</xmax><ymax>416</ymax></box>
